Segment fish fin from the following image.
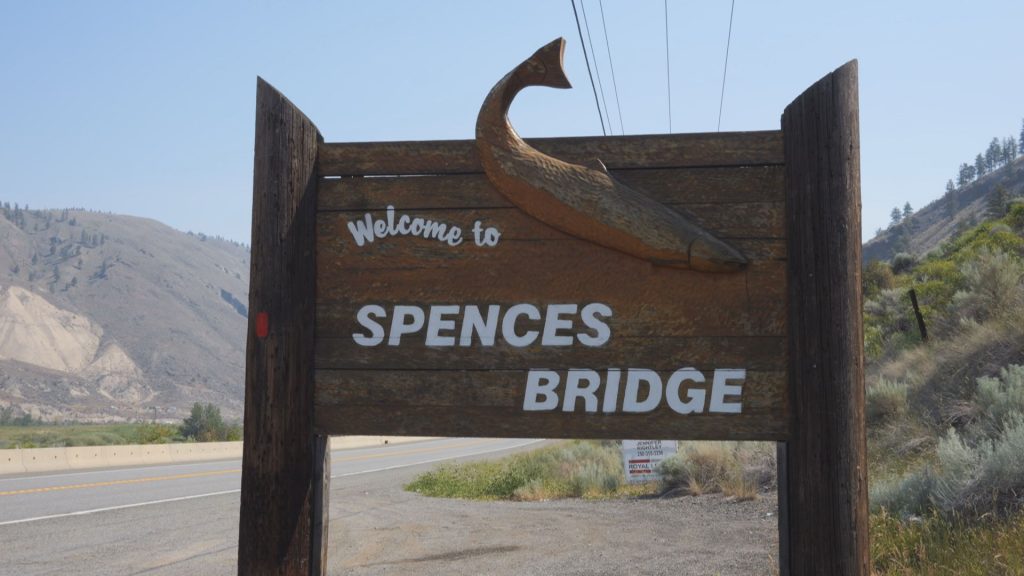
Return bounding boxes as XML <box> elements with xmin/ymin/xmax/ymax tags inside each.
<box><xmin>583</xmin><ymin>157</ymin><xmax>610</xmax><ymax>174</ymax></box>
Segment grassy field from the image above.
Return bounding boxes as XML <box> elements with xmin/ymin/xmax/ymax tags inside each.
<box><xmin>0</xmin><ymin>422</ymin><xmax>179</xmax><ymax>449</ymax></box>
<box><xmin>406</xmin><ymin>439</ymin><xmax>774</xmax><ymax>502</ymax></box>
<box><xmin>871</xmin><ymin>509</ymin><xmax>1024</xmax><ymax>575</ymax></box>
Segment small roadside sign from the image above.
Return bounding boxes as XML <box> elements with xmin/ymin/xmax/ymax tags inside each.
<box><xmin>621</xmin><ymin>440</ymin><xmax>678</xmax><ymax>484</ymax></box>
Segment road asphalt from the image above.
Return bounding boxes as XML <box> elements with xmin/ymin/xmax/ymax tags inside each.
<box><xmin>0</xmin><ymin>437</ymin><xmax>543</xmax><ymax>575</ymax></box>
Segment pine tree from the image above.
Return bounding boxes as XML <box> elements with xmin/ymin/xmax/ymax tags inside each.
<box><xmin>988</xmin><ymin>184</ymin><xmax>1010</xmax><ymax>219</ymax></box>
<box><xmin>890</xmin><ymin>207</ymin><xmax>902</xmax><ymax>226</ymax></box>
<box><xmin>1008</xmin><ymin>136</ymin><xmax>1018</xmax><ymax>162</ymax></box>
<box><xmin>975</xmin><ymin>154</ymin><xmax>987</xmax><ymax>178</ymax></box>
<box><xmin>959</xmin><ymin>163</ymin><xmax>972</xmax><ymax>187</ymax></box>
<box><xmin>986</xmin><ymin>137</ymin><xmax>1001</xmax><ymax>170</ymax></box>
<box><xmin>945</xmin><ymin>180</ymin><xmax>958</xmax><ymax>219</ymax></box>
<box><xmin>902</xmin><ymin>202</ymin><xmax>914</xmax><ymax>219</ymax></box>
<box><xmin>1020</xmin><ymin>119</ymin><xmax>1024</xmax><ymax>154</ymax></box>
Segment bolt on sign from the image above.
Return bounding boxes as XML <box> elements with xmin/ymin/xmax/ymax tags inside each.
<box><xmin>238</xmin><ymin>38</ymin><xmax>869</xmax><ymax>576</ymax></box>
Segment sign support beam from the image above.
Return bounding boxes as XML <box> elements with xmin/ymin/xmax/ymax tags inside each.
<box><xmin>778</xmin><ymin>60</ymin><xmax>868</xmax><ymax>576</ymax></box>
<box><xmin>238</xmin><ymin>78</ymin><xmax>327</xmax><ymax>576</ymax></box>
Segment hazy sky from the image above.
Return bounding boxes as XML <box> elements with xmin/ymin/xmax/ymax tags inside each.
<box><xmin>2</xmin><ymin>1</ymin><xmax>1022</xmax><ymax>243</ymax></box>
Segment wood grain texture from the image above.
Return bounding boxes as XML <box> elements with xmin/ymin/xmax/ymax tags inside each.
<box><xmin>779</xmin><ymin>60</ymin><xmax>869</xmax><ymax>576</ymax></box>
<box><xmin>314</xmin><ymin>156</ymin><xmax>789</xmax><ymax>440</ymax></box>
<box><xmin>316</xmin><ymin>367</ymin><xmax>788</xmax><ymax>439</ymax></box>
<box><xmin>310</xmin><ymin>435</ymin><xmax>330</xmax><ymax>576</ymax></box>
<box><xmin>318</xmin><ymin>131</ymin><xmax>783</xmax><ymax>176</ymax></box>
<box><xmin>318</xmin><ymin>166</ymin><xmax>785</xmax><ymax>211</ymax></box>
<box><xmin>238</xmin><ymin>78</ymin><xmax>326</xmax><ymax>576</ymax></box>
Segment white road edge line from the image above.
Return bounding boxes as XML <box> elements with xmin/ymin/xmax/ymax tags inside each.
<box><xmin>0</xmin><ymin>439</ymin><xmax>459</xmax><ymax>484</ymax></box>
<box><xmin>330</xmin><ymin>439</ymin><xmax>543</xmax><ymax>479</ymax></box>
<box><xmin>0</xmin><ymin>439</ymin><xmax>544</xmax><ymax>527</ymax></box>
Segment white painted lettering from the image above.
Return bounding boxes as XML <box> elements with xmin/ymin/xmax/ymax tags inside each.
<box><xmin>577</xmin><ymin>303</ymin><xmax>612</xmax><ymax>347</ymax></box>
<box><xmin>542</xmin><ymin>304</ymin><xmax>577</xmax><ymax>346</ymax></box>
<box><xmin>502</xmin><ymin>304</ymin><xmax>541</xmax><ymax>347</ymax></box>
<box><xmin>460</xmin><ymin>304</ymin><xmax>500</xmax><ymax>346</ymax></box>
<box><xmin>425</xmin><ymin>305</ymin><xmax>459</xmax><ymax>347</ymax></box>
<box><xmin>352</xmin><ymin>304</ymin><xmax>386</xmax><ymax>346</ymax></box>
<box><xmin>622</xmin><ymin>369</ymin><xmax>662</xmax><ymax>412</ymax></box>
<box><xmin>709</xmin><ymin>369</ymin><xmax>745</xmax><ymax>413</ymax></box>
<box><xmin>563</xmin><ymin>369</ymin><xmax>600</xmax><ymax>412</ymax></box>
<box><xmin>346</xmin><ymin>214</ymin><xmax>375</xmax><ymax>247</ymax></box>
<box><xmin>523</xmin><ymin>370</ymin><xmax>560</xmax><ymax>411</ymax></box>
<box><xmin>388</xmin><ymin>305</ymin><xmax>425</xmax><ymax>346</ymax></box>
<box><xmin>666</xmin><ymin>368</ymin><xmax>706</xmax><ymax>414</ymax></box>
<box><xmin>602</xmin><ymin>368</ymin><xmax>621</xmax><ymax>413</ymax></box>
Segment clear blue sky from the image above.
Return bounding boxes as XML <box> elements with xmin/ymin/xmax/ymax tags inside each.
<box><xmin>2</xmin><ymin>1</ymin><xmax>1022</xmax><ymax>243</ymax></box>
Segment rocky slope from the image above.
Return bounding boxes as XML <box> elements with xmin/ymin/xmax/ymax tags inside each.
<box><xmin>864</xmin><ymin>156</ymin><xmax>1024</xmax><ymax>263</ymax></box>
<box><xmin>0</xmin><ymin>205</ymin><xmax>248</xmax><ymax>421</ymax></box>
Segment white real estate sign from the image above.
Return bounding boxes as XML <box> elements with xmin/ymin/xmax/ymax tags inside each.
<box><xmin>621</xmin><ymin>439</ymin><xmax>678</xmax><ymax>484</ymax></box>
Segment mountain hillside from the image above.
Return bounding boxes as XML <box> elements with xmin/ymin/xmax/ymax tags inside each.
<box><xmin>0</xmin><ymin>205</ymin><xmax>249</xmax><ymax>421</ymax></box>
<box><xmin>864</xmin><ymin>156</ymin><xmax>1024</xmax><ymax>263</ymax></box>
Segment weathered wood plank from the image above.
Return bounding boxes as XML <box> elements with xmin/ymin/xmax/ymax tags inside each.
<box><xmin>315</xmin><ymin>369</ymin><xmax>785</xmax><ymax>410</ymax></box>
<box><xmin>314</xmin><ymin>406</ymin><xmax>789</xmax><ymax>441</ymax></box>
<box><xmin>317</xmin><ymin>205</ymin><xmax>782</xmax><ymax>242</ymax></box>
<box><xmin>316</xmin><ymin>293</ymin><xmax>785</xmax><ymax>340</ymax></box>
<box><xmin>318</xmin><ymin>131</ymin><xmax>783</xmax><ymax>176</ymax></box>
<box><xmin>318</xmin><ymin>166</ymin><xmax>785</xmax><ymax>211</ymax></box>
<box><xmin>314</xmin><ymin>369</ymin><xmax>789</xmax><ymax>440</ymax></box>
<box><xmin>315</xmin><ymin>335</ymin><xmax>787</xmax><ymax>371</ymax></box>
<box><xmin>239</xmin><ymin>78</ymin><xmax>326</xmax><ymax>576</ymax></box>
<box><xmin>780</xmin><ymin>60</ymin><xmax>868</xmax><ymax>576</ymax></box>
<box><xmin>310</xmin><ymin>435</ymin><xmax>330</xmax><ymax>576</ymax></box>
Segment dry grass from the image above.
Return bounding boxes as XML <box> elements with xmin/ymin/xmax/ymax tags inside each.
<box><xmin>658</xmin><ymin>441</ymin><xmax>775</xmax><ymax>500</ymax></box>
<box><xmin>871</xmin><ymin>508</ymin><xmax>1024</xmax><ymax>575</ymax></box>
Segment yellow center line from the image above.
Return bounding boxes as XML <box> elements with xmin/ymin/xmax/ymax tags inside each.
<box><xmin>0</xmin><ymin>469</ymin><xmax>240</xmax><ymax>497</ymax></box>
<box><xmin>0</xmin><ymin>438</ymin><xmax>501</xmax><ymax>497</ymax></box>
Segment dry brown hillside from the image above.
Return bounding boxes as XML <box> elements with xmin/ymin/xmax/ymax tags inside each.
<box><xmin>0</xmin><ymin>205</ymin><xmax>248</xmax><ymax>422</ymax></box>
<box><xmin>864</xmin><ymin>156</ymin><xmax>1024</xmax><ymax>263</ymax></box>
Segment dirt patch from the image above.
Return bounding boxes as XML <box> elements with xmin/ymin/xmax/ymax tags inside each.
<box><xmin>330</xmin><ymin>475</ymin><xmax>779</xmax><ymax>576</ymax></box>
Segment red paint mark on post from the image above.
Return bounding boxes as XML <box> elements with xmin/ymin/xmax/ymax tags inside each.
<box><xmin>256</xmin><ymin>312</ymin><xmax>269</xmax><ymax>338</ymax></box>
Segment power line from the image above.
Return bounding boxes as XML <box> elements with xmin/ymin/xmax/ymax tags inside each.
<box><xmin>598</xmin><ymin>0</ymin><xmax>625</xmax><ymax>134</ymax></box>
<box><xmin>717</xmin><ymin>0</ymin><xmax>736</xmax><ymax>132</ymax></box>
<box><xmin>664</xmin><ymin>0</ymin><xmax>672</xmax><ymax>133</ymax></box>
<box><xmin>579</xmin><ymin>0</ymin><xmax>613</xmax><ymax>134</ymax></box>
<box><xmin>571</xmin><ymin>0</ymin><xmax>607</xmax><ymax>136</ymax></box>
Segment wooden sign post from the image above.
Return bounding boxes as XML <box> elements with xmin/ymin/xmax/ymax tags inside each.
<box><xmin>238</xmin><ymin>40</ymin><xmax>867</xmax><ymax>575</ymax></box>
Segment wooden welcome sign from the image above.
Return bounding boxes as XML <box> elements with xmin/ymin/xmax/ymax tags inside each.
<box><xmin>238</xmin><ymin>39</ymin><xmax>868</xmax><ymax>576</ymax></box>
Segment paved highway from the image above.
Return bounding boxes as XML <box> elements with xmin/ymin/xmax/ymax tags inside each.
<box><xmin>0</xmin><ymin>437</ymin><xmax>542</xmax><ymax>575</ymax></box>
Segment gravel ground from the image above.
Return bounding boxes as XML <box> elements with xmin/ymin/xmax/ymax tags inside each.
<box><xmin>331</xmin><ymin>475</ymin><xmax>780</xmax><ymax>576</ymax></box>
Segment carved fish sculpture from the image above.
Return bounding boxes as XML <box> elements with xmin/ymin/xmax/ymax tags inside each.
<box><xmin>476</xmin><ymin>38</ymin><xmax>747</xmax><ymax>272</ymax></box>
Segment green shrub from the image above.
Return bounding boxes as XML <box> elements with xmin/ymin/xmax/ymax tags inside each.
<box><xmin>866</xmin><ymin>378</ymin><xmax>909</xmax><ymax>425</ymax></box>
<box><xmin>864</xmin><ymin>289</ymin><xmax>921</xmax><ymax>359</ymax></box>
<box><xmin>874</xmin><ymin>416</ymin><xmax>1024</xmax><ymax>516</ymax></box>
<box><xmin>870</xmin><ymin>468</ymin><xmax>936</xmax><ymax>516</ymax></box>
<box><xmin>952</xmin><ymin>247</ymin><xmax>1024</xmax><ymax>323</ymax></box>
<box><xmin>971</xmin><ymin>364</ymin><xmax>1024</xmax><ymax>439</ymax></box>
<box><xmin>863</xmin><ymin>260</ymin><xmax>896</xmax><ymax>300</ymax></box>
<box><xmin>406</xmin><ymin>440</ymin><xmax>628</xmax><ymax>501</ymax></box>
<box><xmin>890</xmin><ymin>252</ymin><xmax>917</xmax><ymax>275</ymax></box>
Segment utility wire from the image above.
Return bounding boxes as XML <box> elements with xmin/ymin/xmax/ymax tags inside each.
<box><xmin>580</xmin><ymin>0</ymin><xmax>613</xmax><ymax>134</ymax></box>
<box><xmin>598</xmin><ymin>0</ymin><xmax>625</xmax><ymax>134</ymax></box>
<box><xmin>716</xmin><ymin>0</ymin><xmax>736</xmax><ymax>132</ymax></box>
<box><xmin>571</xmin><ymin>0</ymin><xmax>607</xmax><ymax>136</ymax></box>
<box><xmin>664</xmin><ymin>0</ymin><xmax>672</xmax><ymax>133</ymax></box>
